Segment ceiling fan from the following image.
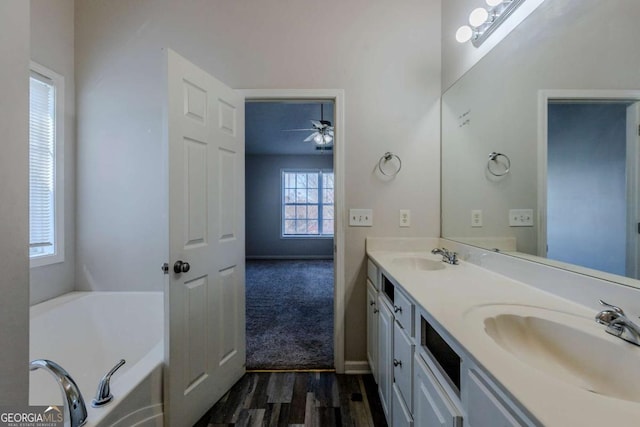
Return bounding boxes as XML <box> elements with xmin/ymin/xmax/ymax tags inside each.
<box><xmin>283</xmin><ymin>104</ymin><xmax>334</xmax><ymax>145</ymax></box>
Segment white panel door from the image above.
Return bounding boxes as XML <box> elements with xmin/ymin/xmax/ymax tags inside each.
<box><xmin>166</xmin><ymin>49</ymin><xmax>245</xmax><ymax>427</ymax></box>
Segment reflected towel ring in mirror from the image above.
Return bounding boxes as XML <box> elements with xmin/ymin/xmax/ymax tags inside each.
<box><xmin>378</xmin><ymin>152</ymin><xmax>402</xmax><ymax>177</ymax></box>
<box><xmin>487</xmin><ymin>151</ymin><xmax>511</xmax><ymax>176</ymax></box>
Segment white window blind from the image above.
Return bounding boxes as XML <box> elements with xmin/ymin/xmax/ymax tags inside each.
<box><xmin>29</xmin><ymin>72</ymin><xmax>56</xmax><ymax>258</ymax></box>
<box><xmin>282</xmin><ymin>169</ymin><xmax>334</xmax><ymax>237</ymax></box>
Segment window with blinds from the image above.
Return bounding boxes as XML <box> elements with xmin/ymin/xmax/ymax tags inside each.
<box><xmin>29</xmin><ymin>64</ymin><xmax>64</xmax><ymax>265</ymax></box>
<box><xmin>282</xmin><ymin>169</ymin><xmax>334</xmax><ymax>237</ymax></box>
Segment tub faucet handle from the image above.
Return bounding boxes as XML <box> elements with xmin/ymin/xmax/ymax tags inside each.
<box><xmin>92</xmin><ymin>359</ymin><xmax>126</xmax><ymax>408</ymax></box>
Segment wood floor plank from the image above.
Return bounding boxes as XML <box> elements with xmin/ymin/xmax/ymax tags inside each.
<box><xmin>248</xmin><ymin>372</ymin><xmax>270</xmax><ymax>409</ymax></box>
<box><xmin>287</xmin><ymin>373</ymin><xmax>309</xmax><ymax>424</ymax></box>
<box><xmin>335</xmin><ymin>374</ymin><xmax>359</xmax><ymax>427</ymax></box>
<box><xmin>210</xmin><ymin>375</ymin><xmax>253</xmax><ymax>424</ymax></box>
<box><xmin>267</xmin><ymin>372</ymin><xmax>296</xmax><ymax>403</ymax></box>
<box><xmin>235</xmin><ymin>408</ymin><xmax>265</xmax><ymax>427</ymax></box>
<box><xmin>361</xmin><ymin>373</ymin><xmax>387</xmax><ymax>427</ymax></box>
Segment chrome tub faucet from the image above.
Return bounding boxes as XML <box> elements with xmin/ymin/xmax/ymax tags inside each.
<box><xmin>431</xmin><ymin>247</ymin><xmax>459</xmax><ymax>265</ymax></box>
<box><xmin>595</xmin><ymin>300</ymin><xmax>640</xmax><ymax>347</ymax></box>
<box><xmin>29</xmin><ymin>359</ymin><xmax>87</xmax><ymax>427</ymax></box>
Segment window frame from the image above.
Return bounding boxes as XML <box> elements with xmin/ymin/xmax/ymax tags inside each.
<box><xmin>29</xmin><ymin>61</ymin><xmax>65</xmax><ymax>268</ymax></box>
<box><xmin>281</xmin><ymin>168</ymin><xmax>334</xmax><ymax>239</ymax></box>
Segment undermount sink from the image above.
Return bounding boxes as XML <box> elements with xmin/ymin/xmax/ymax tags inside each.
<box><xmin>391</xmin><ymin>256</ymin><xmax>445</xmax><ymax>271</ymax></box>
<box><xmin>470</xmin><ymin>305</ymin><xmax>640</xmax><ymax>403</ymax></box>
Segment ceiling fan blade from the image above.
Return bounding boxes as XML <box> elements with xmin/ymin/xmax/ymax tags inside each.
<box><xmin>282</xmin><ymin>128</ymin><xmax>316</xmax><ymax>132</ymax></box>
<box><xmin>310</xmin><ymin>120</ymin><xmax>323</xmax><ymax>128</ymax></box>
<box><xmin>304</xmin><ymin>132</ymin><xmax>318</xmax><ymax>142</ymax></box>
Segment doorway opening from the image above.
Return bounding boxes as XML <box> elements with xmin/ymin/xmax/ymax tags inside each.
<box><xmin>539</xmin><ymin>90</ymin><xmax>640</xmax><ymax>279</ymax></box>
<box><xmin>244</xmin><ymin>99</ymin><xmax>338</xmax><ymax>370</ymax></box>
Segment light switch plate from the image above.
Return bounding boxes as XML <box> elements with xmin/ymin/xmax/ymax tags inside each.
<box><xmin>399</xmin><ymin>210</ymin><xmax>410</xmax><ymax>227</ymax></box>
<box><xmin>509</xmin><ymin>209</ymin><xmax>534</xmax><ymax>227</ymax></box>
<box><xmin>471</xmin><ymin>209</ymin><xmax>483</xmax><ymax>227</ymax></box>
<box><xmin>349</xmin><ymin>209</ymin><xmax>373</xmax><ymax>226</ymax></box>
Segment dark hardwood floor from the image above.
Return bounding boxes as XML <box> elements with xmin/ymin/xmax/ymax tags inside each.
<box><xmin>193</xmin><ymin>372</ymin><xmax>388</xmax><ymax>427</ymax></box>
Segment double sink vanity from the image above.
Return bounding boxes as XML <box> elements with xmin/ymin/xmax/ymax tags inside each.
<box><xmin>365</xmin><ymin>238</ymin><xmax>640</xmax><ymax>426</ymax></box>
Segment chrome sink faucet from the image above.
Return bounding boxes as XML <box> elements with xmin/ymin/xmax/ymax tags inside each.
<box><xmin>595</xmin><ymin>300</ymin><xmax>640</xmax><ymax>347</ymax></box>
<box><xmin>431</xmin><ymin>247</ymin><xmax>459</xmax><ymax>265</ymax></box>
<box><xmin>29</xmin><ymin>359</ymin><xmax>87</xmax><ymax>427</ymax></box>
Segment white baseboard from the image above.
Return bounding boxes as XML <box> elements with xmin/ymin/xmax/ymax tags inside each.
<box><xmin>246</xmin><ymin>255</ymin><xmax>334</xmax><ymax>260</ymax></box>
<box><xmin>344</xmin><ymin>360</ymin><xmax>371</xmax><ymax>375</ymax></box>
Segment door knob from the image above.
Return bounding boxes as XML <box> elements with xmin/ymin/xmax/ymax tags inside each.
<box><xmin>173</xmin><ymin>260</ymin><xmax>190</xmax><ymax>273</ymax></box>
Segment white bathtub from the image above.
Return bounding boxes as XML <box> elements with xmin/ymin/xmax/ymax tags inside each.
<box><xmin>29</xmin><ymin>292</ymin><xmax>164</xmax><ymax>427</ymax></box>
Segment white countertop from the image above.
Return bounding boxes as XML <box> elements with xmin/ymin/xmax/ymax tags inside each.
<box><xmin>367</xmin><ymin>248</ymin><xmax>640</xmax><ymax>427</ymax></box>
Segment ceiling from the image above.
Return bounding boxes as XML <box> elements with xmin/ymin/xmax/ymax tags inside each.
<box><xmin>245</xmin><ymin>101</ymin><xmax>334</xmax><ymax>155</ymax></box>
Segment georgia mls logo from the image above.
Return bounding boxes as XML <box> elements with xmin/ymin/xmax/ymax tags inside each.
<box><xmin>0</xmin><ymin>405</ymin><xmax>64</xmax><ymax>427</ymax></box>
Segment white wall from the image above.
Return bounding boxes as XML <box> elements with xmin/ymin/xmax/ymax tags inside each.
<box><xmin>75</xmin><ymin>0</ymin><xmax>442</xmax><ymax>361</ymax></box>
<box><xmin>0</xmin><ymin>0</ymin><xmax>30</xmax><ymax>405</ymax></box>
<box><xmin>29</xmin><ymin>0</ymin><xmax>76</xmax><ymax>305</ymax></box>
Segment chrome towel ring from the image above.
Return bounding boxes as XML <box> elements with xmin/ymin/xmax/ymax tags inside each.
<box><xmin>487</xmin><ymin>152</ymin><xmax>510</xmax><ymax>176</ymax></box>
<box><xmin>378</xmin><ymin>152</ymin><xmax>402</xmax><ymax>177</ymax></box>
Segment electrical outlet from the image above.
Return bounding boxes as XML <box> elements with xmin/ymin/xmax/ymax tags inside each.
<box><xmin>349</xmin><ymin>209</ymin><xmax>373</xmax><ymax>226</ymax></box>
<box><xmin>509</xmin><ymin>209</ymin><xmax>534</xmax><ymax>227</ymax></box>
<box><xmin>471</xmin><ymin>209</ymin><xmax>483</xmax><ymax>227</ymax></box>
<box><xmin>400</xmin><ymin>210</ymin><xmax>410</xmax><ymax>227</ymax></box>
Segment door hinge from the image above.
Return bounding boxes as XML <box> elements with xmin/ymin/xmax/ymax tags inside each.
<box><xmin>161</xmin><ymin>263</ymin><xmax>169</xmax><ymax>275</ymax></box>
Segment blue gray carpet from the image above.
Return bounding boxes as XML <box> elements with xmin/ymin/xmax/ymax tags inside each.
<box><xmin>245</xmin><ymin>259</ymin><xmax>334</xmax><ymax>370</ymax></box>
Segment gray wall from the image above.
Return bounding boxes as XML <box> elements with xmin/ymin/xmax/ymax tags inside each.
<box><xmin>30</xmin><ymin>0</ymin><xmax>76</xmax><ymax>305</ymax></box>
<box><xmin>246</xmin><ymin>155</ymin><xmax>334</xmax><ymax>259</ymax></box>
<box><xmin>547</xmin><ymin>103</ymin><xmax>627</xmax><ymax>275</ymax></box>
<box><xmin>0</xmin><ymin>0</ymin><xmax>30</xmax><ymax>405</ymax></box>
<box><xmin>75</xmin><ymin>0</ymin><xmax>442</xmax><ymax>362</ymax></box>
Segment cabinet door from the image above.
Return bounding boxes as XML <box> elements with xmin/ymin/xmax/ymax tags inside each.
<box><xmin>467</xmin><ymin>368</ymin><xmax>527</xmax><ymax>427</ymax></box>
<box><xmin>393</xmin><ymin>321</ymin><xmax>414</xmax><ymax>411</ymax></box>
<box><xmin>393</xmin><ymin>383</ymin><xmax>414</xmax><ymax>427</ymax></box>
<box><xmin>377</xmin><ymin>297</ymin><xmax>394</xmax><ymax>423</ymax></box>
<box><xmin>366</xmin><ymin>279</ymin><xmax>379</xmax><ymax>383</ymax></box>
<box><xmin>414</xmin><ymin>354</ymin><xmax>462</xmax><ymax>427</ymax></box>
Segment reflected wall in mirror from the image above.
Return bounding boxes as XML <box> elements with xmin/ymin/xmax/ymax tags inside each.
<box><xmin>442</xmin><ymin>0</ymin><xmax>640</xmax><ymax>283</ymax></box>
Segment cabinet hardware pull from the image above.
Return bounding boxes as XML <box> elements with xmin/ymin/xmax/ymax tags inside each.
<box><xmin>394</xmin><ymin>305</ymin><xmax>402</xmax><ymax>314</ymax></box>
<box><xmin>393</xmin><ymin>359</ymin><xmax>402</xmax><ymax>367</ymax></box>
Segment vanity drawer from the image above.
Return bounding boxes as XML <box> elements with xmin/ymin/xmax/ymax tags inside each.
<box><xmin>393</xmin><ymin>288</ymin><xmax>415</xmax><ymax>336</ymax></box>
<box><xmin>367</xmin><ymin>259</ymin><xmax>379</xmax><ymax>290</ymax></box>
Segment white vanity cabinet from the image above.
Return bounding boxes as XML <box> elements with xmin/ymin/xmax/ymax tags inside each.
<box><xmin>366</xmin><ymin>257</ymin><xmax>537</xmax><ymax>427</ymax></box>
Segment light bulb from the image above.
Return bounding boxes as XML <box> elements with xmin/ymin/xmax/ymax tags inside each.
<box><xmin>455</xmin><ymin>26</ymin><xmax>473</xmax><ymax>43</ymax></box>
<box><xmin>486</xmin><ymin>0</ymin><xmax>502</xmax><ymax>7</ymax></box>
<box><xmin>324</xmin><ymin>134</ymin><xmax>333</xmax><ymax>144</ymax></box>
<box><xmin>469</xmin><ymin>7</ymin><xmax>489</xmax><ymax>27</ymax></box>
<box><xmin>313</xmin><ymin>134</ymin><xmax>323</xmax><ymax>144</ymax></box>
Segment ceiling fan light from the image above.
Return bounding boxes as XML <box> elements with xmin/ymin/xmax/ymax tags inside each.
<box><xmin>324</xmin><ymin>134</ymin><xmax>333</xmax><ymax>144</ymax></box>
<box><xmin>313</xmin><ymin>134</ymin><xmax>324</xmax><ymax>144</ymax></box>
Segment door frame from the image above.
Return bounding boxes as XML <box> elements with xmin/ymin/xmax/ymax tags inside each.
<box><xmin>537</xmin><ymin>90</ymin><xmax>640</xmax><ymax>273</ymax></box>
<box><xmin>240</xmin><ymin>88</ymin><xmax>345</xmax><ymax>373</ymax></box>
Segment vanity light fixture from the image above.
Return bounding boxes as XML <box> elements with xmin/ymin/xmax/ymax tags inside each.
<box><xmin>455</xmin><ymin>0</ymin><xmax>526</xmax><ymax>47</ymax></box>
